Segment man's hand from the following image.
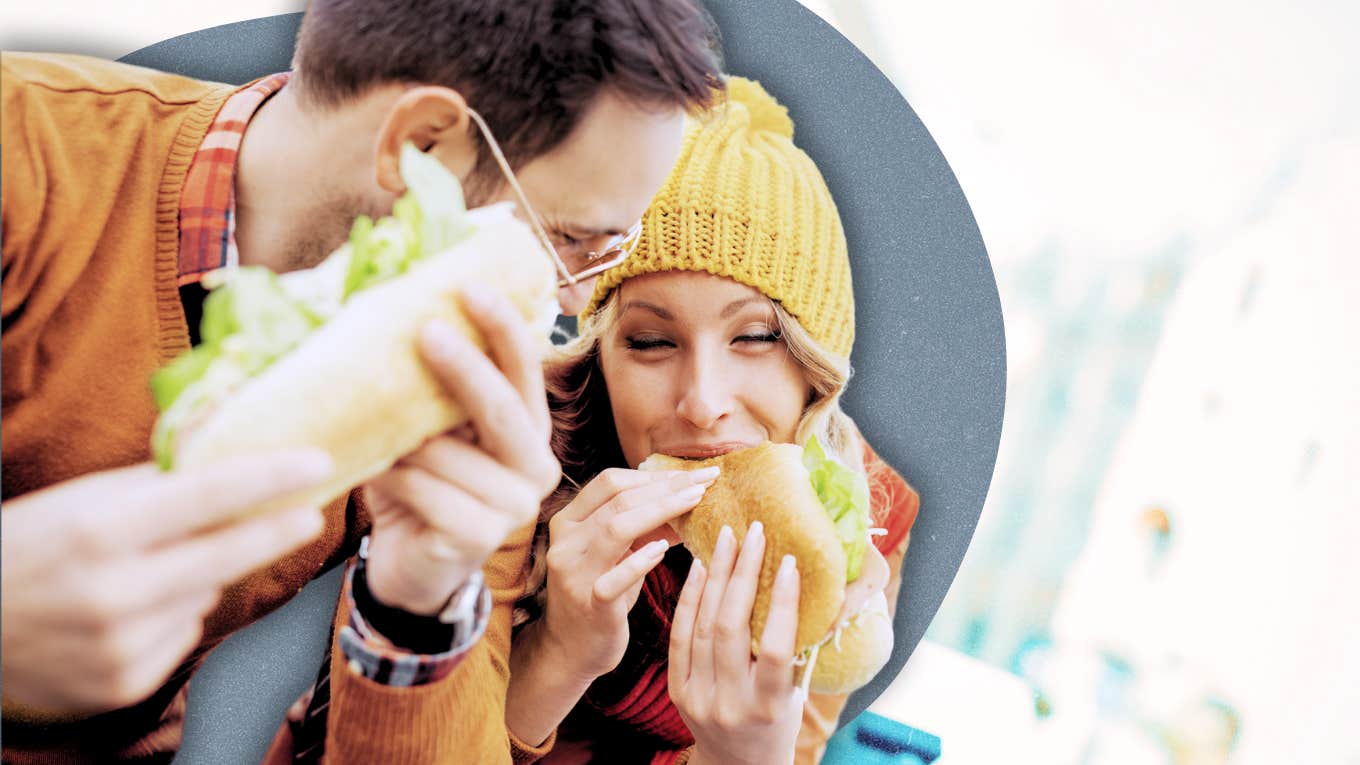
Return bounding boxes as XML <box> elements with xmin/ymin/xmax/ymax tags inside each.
<box><xmin>0</xmin><ymin>451</ymin><xmax>333</xmax><ymax>717</ymax></box>
<box><xmin>362</xmin><ymin>284</ymin><xmax>560</xmax><ymax>616</ymax></box>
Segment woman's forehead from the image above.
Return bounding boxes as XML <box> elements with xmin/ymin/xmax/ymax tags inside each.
<box><xmin>617</xmin><ymin>270</ymin><xmax>768</xmax><ymax>310</ymax></box>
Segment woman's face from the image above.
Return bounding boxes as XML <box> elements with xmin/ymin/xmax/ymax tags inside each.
<box><xmin>600</xmin><ymin>270</ymin><xmax>892</xmax><ymax>625</ymax></box>
<box><xmin>599</xmin><ymin>271</ymin><xmax>812</xmax><ymax>469</ymax></box>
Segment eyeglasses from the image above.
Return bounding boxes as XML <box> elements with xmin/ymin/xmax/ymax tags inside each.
<box><xmin>466</xmin><ymin>108</ymin><xmax>640</xmax><ymax>289</ymax></box>
<box><xmin>565</xmin><ymin>221</ymin><xmax>642</xmax><ymax>286</ymax></box>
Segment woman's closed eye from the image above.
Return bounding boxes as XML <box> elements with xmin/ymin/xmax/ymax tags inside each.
<box><xmin>733</xmin><ymin>331</ymin><xmax>780</xmax><ymax>344</ymax></box>
<box><xmin>733</xmin><ymin>323</ymin><xmax>782</xmax><ymax>347</ymax></box>
<box><xmin>624</xmin><ymin>334</ymin><xmax>675</xmax><ymax>351</ymax></box>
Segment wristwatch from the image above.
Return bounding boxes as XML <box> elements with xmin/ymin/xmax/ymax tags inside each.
<box><xmin>352</xmin><ymin>536</ymin><xmax>491</xmax><ymax>654</ymax></box>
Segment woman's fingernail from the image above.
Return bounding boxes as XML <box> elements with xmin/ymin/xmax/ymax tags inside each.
<box><xmin>747</xmin><ymin>521</ymin><xmax>764</xmax><ymax>542</ymax></box>
<box><xmin>719</xmin><ymin>525</ymin><xmax>735</xmax><ymax>548</ymax></box>
<box><xmin>778</xmin><ymin>554</ymin><xmax>797</xmax><ymax>579</ymax></box>
<box><xmin>646</xmin><ymin>539</ymin><xmax>670</xmax><ymax>556</ymax></box>
<box><xmin>689</xmin><ymin>559</ymin><xmax>706</xmax><ymax>580</ymax></box>
<box><xmin>689</xmin><ymin>466</ymin><xmax>721</xmax><ymax>483</ymax></box>
<box><xmin>677</xmin><ymin>484</ymin><xmax>707</xmax><ymax>503</ymax></box>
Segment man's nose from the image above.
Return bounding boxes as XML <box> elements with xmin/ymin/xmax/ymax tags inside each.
<box><xmin>557</xmin><ymin>276</ymin><xmax>599</xmax><ymax>317</ymax></box>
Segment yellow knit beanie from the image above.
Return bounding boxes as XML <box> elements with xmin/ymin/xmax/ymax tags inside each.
<box><xmin>581</xmin><ymin>77</ymin><xmax>854</xmax><ymax>358</ymax></box>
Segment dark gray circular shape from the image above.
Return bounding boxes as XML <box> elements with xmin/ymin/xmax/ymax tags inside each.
<box><xmin>122</xmin><ymin>4</ymin><xmax>1002</xmax><ymax>761</ymax></box>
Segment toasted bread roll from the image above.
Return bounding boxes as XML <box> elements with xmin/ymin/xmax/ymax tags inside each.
<box><xmin>175</xmin><ymin>203</ymin><xmax>557</xmax><ymax>517</ymax></box>
<box><xmin>641</xmin><ymin>443</ymin><xmax>846</xmax><ymax>656</ymax></box>
<box><xmin>806</xmin><ymin>590</ymin><xmax>894</xmax><ymax>694</ymax></box>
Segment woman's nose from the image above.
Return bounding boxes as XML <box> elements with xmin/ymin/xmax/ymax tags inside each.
<box><xmin>675</xmin><ymin>350</ymin><xmax>733</xmax><ymax>430</ymax></box>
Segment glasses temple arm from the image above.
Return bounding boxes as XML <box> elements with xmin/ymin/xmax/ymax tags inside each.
<box><xmin>466</xmin><ymin>109</ymin><xmax>578</xmax><ymax>285</ymax></box>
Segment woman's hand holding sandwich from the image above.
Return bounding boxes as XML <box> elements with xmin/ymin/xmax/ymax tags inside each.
<box><xmin>504</xmin><ymin>466</ymin><xmax>717</xmax><ymax>746</ymax></box>
<box><xmin>671</xmin><ymin>522</ymin><xmax>805</xmax><ymax>765</ymax></box>
<box><xmin>362</xmin><ymin>285</ymin><xmax>561</xmax><ymax>616</ymax></box>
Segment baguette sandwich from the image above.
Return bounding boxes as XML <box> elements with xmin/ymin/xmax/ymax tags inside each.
<box><xmin>149</xmin><ymin>143</ymin><xmax>559</xmax><ymax>517</ymax></box>
<box><xmin>641</xmin><ymin>438</ymin><xmax>894</xmax><ymax>694</ymax></box>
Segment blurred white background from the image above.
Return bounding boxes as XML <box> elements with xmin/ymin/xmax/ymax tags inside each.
<box><xmin>797</xmin><ymin>2</ymin><xmax>1360</xmax><ymax>763</ymax></box>
<box><xmin>4</xmin><ymin>2</ymin><xmax>1357</xmax><ymax>762</ymax></box>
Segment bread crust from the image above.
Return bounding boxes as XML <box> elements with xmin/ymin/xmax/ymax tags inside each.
<box><xmin>644</xmin><ymin>443</ymin><xmax>897</xmax><ymax>693</ymax></box>
<box><xmin>806</xmin><ymin>590</ymin><xmax>894</xmax><ymax>694</ymax></box>
<box><xmin>173</xmin><ymin>203</ymin><xmax>557</xmax><ymax>516</ymax></box>
<box><xmin>642</xmin><ymin>443</ymin><xmax>846</xmax><ymax>655</ymax></box>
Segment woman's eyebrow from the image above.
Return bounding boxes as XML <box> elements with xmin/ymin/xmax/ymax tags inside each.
<box><xmin>719</xmin><ymin>298</ymin><xmax>764</xmax><ymax>318</ymax></box>
<box><xmin>619</xmin><ymin>300</ymin><xmax>674</xmax><ymax>320</ymax></box>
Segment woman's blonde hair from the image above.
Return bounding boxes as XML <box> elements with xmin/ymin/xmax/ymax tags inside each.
<box><xmin>513</xmin><ymin>285</ymin><xmax>861</xmax><ymax>627</ymax></box>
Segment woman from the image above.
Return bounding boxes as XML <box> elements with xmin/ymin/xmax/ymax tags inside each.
<box><xmin>504</xmin><ymin>77</ymin><xmax>919</xmax><ymax>765</ymax></box>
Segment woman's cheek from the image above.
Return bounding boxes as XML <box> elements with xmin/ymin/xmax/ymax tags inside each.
<box><xmin>606</xmin><ymin>361</ymin><xmax>669</xmax><ymax>466</ymax></box>
<box><xmin>739</xmin><ymin>351</ymin><xmax>810</xmax><ymax>442</ymax></box>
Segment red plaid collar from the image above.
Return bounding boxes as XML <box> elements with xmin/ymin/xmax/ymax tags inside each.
<box><xmin>177</xmin><ymin>72</ymin><xmax>290</xmax><ymax>285</ymax></box>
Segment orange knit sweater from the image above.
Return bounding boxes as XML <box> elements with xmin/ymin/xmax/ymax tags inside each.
<box><xmin>1</xmin><ymin>53</ymin><xmax>518</xmax><ymax>764</ymax></box>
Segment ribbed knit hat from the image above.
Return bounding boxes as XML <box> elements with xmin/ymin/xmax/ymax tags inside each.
<box><xmin>581</xmin><ymin>77</ymin><xmax>854</xmax><ymax>358</ymax></box>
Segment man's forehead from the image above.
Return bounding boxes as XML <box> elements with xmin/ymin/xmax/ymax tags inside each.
<box><xmin>538</xmin><ymin>195</ymin><xmax>636</xmax><ymax>237</ymax></box>
<box><xmin>514</xmin><ymin>94</ymin><xmax>685</xmax><ymax>237</ymax></box>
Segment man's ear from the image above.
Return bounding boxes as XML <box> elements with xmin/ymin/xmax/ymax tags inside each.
<box><xmin>373</xmin><ymin>86</ymin><xmax>478</xmax><ymax>193</ymax></box>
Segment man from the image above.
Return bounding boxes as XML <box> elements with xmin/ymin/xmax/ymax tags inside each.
<box><xmin>0</xmin><ymin>1</ymin><xmax>722</xmax><ymax>761</ymax></box>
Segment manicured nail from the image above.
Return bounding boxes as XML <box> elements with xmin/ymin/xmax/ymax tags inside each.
<box><xmin>778</xmin><ymin>554</ymin><xmax>797</xmax><ymax>580</ymax></box>
<box><xmin>746</xmin><ymin>521</ymin><xmax>764</xmax><ymax>543</ymax></box>
<box><xmin>645</xmin><ymin>539</ymin><xmax>670</xmax><ymax>556</ymax></box>
<box><xmin>719</xmin><ymin>525</ymin><xmax>735</xmax><ymax>545</ymax></box>
<box><xmin>689</xmin><ymin>466</ymin><xmax>721</xmax><ymax>483</ymax></box>
<box><xmin>689</xmin><ymin>559</ymin><xmax>706</xmax><ymax>581</ymax></box>
<box><xmin>676</xmin><ymin>484</ymin><xmax>707</xmax><ymax>503</ymax></box>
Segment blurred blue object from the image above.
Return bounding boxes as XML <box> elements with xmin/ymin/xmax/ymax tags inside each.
<box><xmin>823</xmin><ymin>711</ymin><xmax>941</xmax><ymax>764</ymax></box>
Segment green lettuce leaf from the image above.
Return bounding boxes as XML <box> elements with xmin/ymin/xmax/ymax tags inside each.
<box><xmin>150</xmin><ymin>142</ymin><xmax>477</xmax><ymax>470</ymax></box>
<box><xmin>399</xmin><ymin>140</ymin><xmax>473</xmax><ymax>253</ymax></box>
<box><xmin>150</xmin><ymin>344</ymin><xmax>216</xmax><ymax>412</ymax></box>
<box><xmin>803</xmin><ymin>435</ymin><xmax>871</xmax><ymax>583</ymax></box>
<box><xmin>342</xmin><ymin>143</ymin><xmax>473</xmax><ymax>298</ymax></box>
<box><xmin>150</xmin><ymin>268</ymin><xmax>320</xmax><ymax>468</ymax></box>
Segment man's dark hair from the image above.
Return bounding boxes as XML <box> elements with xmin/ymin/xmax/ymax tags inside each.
<box><xmin>294</xmin><ymin>0</ymin><xmax>723</xmax><ymax>187</ymax></box>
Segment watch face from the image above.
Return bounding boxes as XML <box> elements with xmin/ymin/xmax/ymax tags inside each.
<box><xmin>439</xmin><ymin>571</ymin><xmax>489</xmax><ymax>628</ymax></box>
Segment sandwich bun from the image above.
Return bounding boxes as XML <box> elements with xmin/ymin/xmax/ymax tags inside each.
<box><xmin>642</xmin><ymin>441</ymin><xmax>894</xmax><ymax>694</ymax></box>
<box><xmin>805</xmin><ymin>590</ymin><xmax>894</xmax><ymax>694</ymax></box>
<box><xmin>173</xmin><ymin>202</ymin><xmax>557</xmax><ymax>517</ymax></box>
<box><xmin>641</xmin><ymin>444</ymin><xmax>846</xmax><ymax>662</ymax></box>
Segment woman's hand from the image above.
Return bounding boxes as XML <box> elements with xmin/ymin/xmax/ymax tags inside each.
<box><xmin>669</xmin><ymin>522</ymin><xmax>805</xmax><ymax>765</ymax></box>
<box><xmin>539</xmin><ymin>466</ymin><xmax>720</xmax><ymax>681</ymax></box>
<box><xmin>505</xmin><ymin>466</ymin><xmax>719</xmax><ymax>747</ymax></box>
